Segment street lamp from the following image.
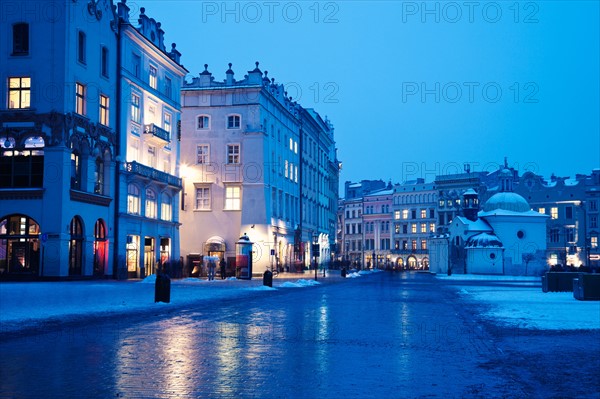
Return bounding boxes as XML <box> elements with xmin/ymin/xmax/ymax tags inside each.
<box><xmin>312</xmin><ymin>233</ymin><xmax>319</xmax><ymax>281</ymax></box>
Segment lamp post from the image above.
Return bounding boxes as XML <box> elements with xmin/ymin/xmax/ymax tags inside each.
<box><xmin>313</xmin><ymin>233</ymin><xmax>319</xmax><ymax>281</ymax></box>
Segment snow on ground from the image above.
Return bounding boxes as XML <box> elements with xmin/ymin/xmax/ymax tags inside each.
<box><xmin>437</xmin><ymin>274</ymin><xmax>600</xmax><ymax>330</ymax></box>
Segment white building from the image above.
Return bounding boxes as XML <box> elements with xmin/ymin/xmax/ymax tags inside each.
<box><xmin>429</xmin><ymin>171</ymin><xmax>548</xmax><ymax>275</ymax></box>
<box><xmin>0</xmin><ymin>0</ymin><xmax>118</xmax><ymax>278</ymax></box>
<box><xmin>115</xmin><ymin>2</ymin><xmax>187</xmax><ymax>278</ymax></box>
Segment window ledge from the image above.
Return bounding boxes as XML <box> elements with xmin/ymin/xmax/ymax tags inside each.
<box><xmin>0</xmin><ymin>188</ymin><xmax>44</xmax><ymax>200</ymax></box>
<box><xmin>70</xmin><ymin>189</ymin><xmax>112</xmax><ymax>206</ymax></box>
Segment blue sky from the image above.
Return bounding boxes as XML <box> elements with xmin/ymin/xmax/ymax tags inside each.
<box><xmin>140</xmin><ymin>0</ymin><xmax>599</xmax><ymax>184</ymax></box>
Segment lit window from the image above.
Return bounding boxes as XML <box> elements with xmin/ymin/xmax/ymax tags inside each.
<box><xmin>420</xmin><ymin>223</ymin><xmax>427</xmax><ymax>233</ymax></box>
<box><xmin>591</xmin><ymin>236</ymin><xmax>598</xmax><ymax>249</ymax></box>
<box><xmin>149</xmin><ymin>65</ymin><xmax>157</xmax><ymax>89</ymax></box>
<box><xmin>538</xmin><ymin>207</ymin><xmax>545</xmax><ymax>214</ymax></box>
<box><xmin>145</xmin><ymin>189</ymin><xmax>157</xmax><ymax>218</ymax></box>
<box><xmin>225</xmin><ymin>186</ymin><xmax>241</xmax><ymax>210</ymax></box>
<box><xmin>394</xmin><ymin>211</ymin><xmax>400</xmax><ymax>220</ymax></box>
<box><xmin>284</xmin><ymin>160</ymin><xmax>289</xmax><ymax>178</ymax></box>
<box><xmin>227</xmin><ymin>115</ymin><xmax>241</xmax><ymax>129</ymax></box>
<box><xmin>429</xmin><ymin>223</ymin><xmax>436</xmax><ymax>232</ymax></box>
<box><xmin>8</xmin><ymin>77</ymin><xmax>30</xmax><ymax>109</ymax></box>
<box><xmin>411</xmin><ymin>223</ymin><xmax>417</xmax><ymax>233</ymax></box>
<box><xmin>12</xmin><ymin>23</ymin><xmax>29</xmax><ymax>55</ymax></box>
<box><xmin>164</xmin><ymin>113</ymin><xmax>171</xmax><ymax>133</ymax></box>
<box><xmin>421</xmin><ymin>240</ymin><xmax>427</xmax><ymax>250</ymax></box>
<box><xmin>195</xmin><ymin>187</ymin><xmax>211</xmax><ymax>210</ymax></box>
<box><xmin>75</xmin><ymin>83</ymin><xmax>85</xmax><ymax>115</ymax></box>
<box><xmin>402</xmin><ymin>210</ymin><xmax>408</xmax><ymax>219</ymax></box>
<box><xmin>550</xmin><ymin>207</ymin><xmax>558</xmax><ymax>219</ymax></box>
<box><xmin>94</xmin><ymin>157</ymin><xmax>104</xmax><ymax>194</ymax></box>
<box><xmin>131</xmin><ymin>94</ymin><xmax>141</xmax><ymax>123</ymax></box>
<box><xmin>439</xmin><ymin>200</ymin><xmax>445</xmax><ymax>208</ymax></box>
<box><xmin>99</xmin><ymin>95</ymin><xmax>109</xmax><ymax>125</ymax></box>
<box><xmin>227</xmin><ymin>144</ymin><xmax>240</xmax><ymax>164</ymax></box>
<box><xmin>77</xmin><ymin>31</ymin><xmax>86</xmax><ymax>64</ymax></box>
<box><xmin>411</xmin><ymin>240</ymin><xmax>417</xmax><ymax>250</ymax></box>
<box><xmin>197</xmin><ymin>145</ymin><xmax>209</xmax><ymax>164</ymax></box>
<box><xmin>70</xmin><ymin>152</ymin><xmax>81</xmax><ymax>190</ymax></box>
<box><xmin>161</xmin><ymin>193</ymin><xmax>172</xmax><ymax>221</ymax></box>
<box><xmin>197</xmin><ymin>115</ymin><xmax>210</xmax><ymax>129</ymax></box>
<box><xmin>420</xmin><ymin>209</ymin><xmax>427</xmax><ymax>219</ymax></box>
<box><xmin>127</xmin><ymin>184</ymin><xmax>140</xmax><ymax>215</ymax></box>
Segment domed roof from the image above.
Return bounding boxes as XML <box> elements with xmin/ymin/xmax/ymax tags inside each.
<box><xmin>483</xmin><ymin>192</ymin><xmax>531</xmax><ymax>213</ymax></box>
<box><xmin>465</xmin><ymin>233</ymin><xmax>503</xmax><ymax>248</ymax></box>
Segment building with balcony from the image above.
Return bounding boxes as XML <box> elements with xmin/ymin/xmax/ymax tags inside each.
<box><xmin>180</xmin><ymin>63</ymin><xmax>338</xmax><ymax>275</ymax></box>
<box><xmin>116</xmin><ymin>2</ymin><xmax>187</xmax><ymax>278</ymax></box>
<box><xmin>0</xmin><ymin>0</ymin><xmax>118</xmax><ymax>278</ymax></box>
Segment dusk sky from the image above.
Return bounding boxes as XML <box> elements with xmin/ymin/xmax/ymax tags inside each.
<box><xmin>139</xmin><ymin>0</ymin><xmax>599</xmax><ymax>185</ymax></box>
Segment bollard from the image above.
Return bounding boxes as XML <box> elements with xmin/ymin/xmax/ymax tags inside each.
<box><xmin>263</xmin><ymin>270</ymin><xmax>273</xmax><ymax>287</ymax></box>
<box><xmin>155</xmin><ymin>273</ymin><xmax>171</xmax><ymax>303</ymax></box>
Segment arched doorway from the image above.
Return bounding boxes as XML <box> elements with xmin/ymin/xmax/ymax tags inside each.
<box><xmin>69</xmin><ymin>216</ymin><xmax>84</xmax><ymax>275</ymax></box>
<box><xmin>396</xmin><ymin>257</ymin><xmax>404</xmax><ymax>271</ymax></box>
<box><xmin>93</xmin><ymin>219</ymin><xmax>108</xmax><ymax>276</ymax></box>
<box><xmin>407</xmin><ymin>255</ymin><xmax>417</xmax><ymax>270</ymax></box>
<box><xmin>422</xmin><ymin>257</ymin><xmax>430</xmax><ymax>270</ymax></box>
<box><xmin>0</xmin><ymin>214</ymin><xmax>41</xmax><ymax>275</ymax></box>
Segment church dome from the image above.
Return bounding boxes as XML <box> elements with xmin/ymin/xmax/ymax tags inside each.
<box><xmin>465</xmin><ymin>232</ymin><xmax>503</xmax><ymax>248</ymax></box>
<box><xmin>483</xmin><ymin>192</ymin><xmax>531</xmax><ymax>213</ymax></box>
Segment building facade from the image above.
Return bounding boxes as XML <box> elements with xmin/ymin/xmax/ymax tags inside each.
<box><xmin>1</xmin><ymin>0</ymin><xmax>118</xmax><ymax>278</ymax></box>
<box><xmin>180</xmin><ymin>63</ymin><xmax>338</xmax><ymax>275</ymax></box>
<box><xmin>363</xmin><ymin>187</ymin><xmax>393</xmax><ymax>269</ymax></box>
<box><xmin>115</xmin><ymin>2</ymin><xmax>187</xmax><ymax>278</ymax></box>
<box><xmin>391</xmin><ymin>180</ymin><xmax>437</xmax><ymax>270</ymax></box>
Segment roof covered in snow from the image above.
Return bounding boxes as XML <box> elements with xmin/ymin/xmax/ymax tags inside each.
<box><xmin>465</xmin><ymin>232</ymin><xmax>503</xmax><ymax>248</ymax></box>
<box><xmin>454</xmin><ymin>216</ymin><xmax>493</xmax><ymax>232</ymax></box>
<box><xmin>483</xmin><ymin>192</ymin><xmax>531</xmax><ymax>213</ymax></box>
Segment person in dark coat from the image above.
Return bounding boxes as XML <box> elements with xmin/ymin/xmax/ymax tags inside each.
<box><xmin>220</xmin><ymin>258</ymin><xmax>226</xmax><ymax>279</ymax></box>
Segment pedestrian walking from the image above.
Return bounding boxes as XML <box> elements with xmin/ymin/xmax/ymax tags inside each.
<box><xmin>220</xmin><ymin>258</ymin><xmax>226</xmax><ymax>279</ymax></box>
<box><xmin>207</xmin><ymin>258</ymin><xmax>216</xmax><ymax>281</ymax></box>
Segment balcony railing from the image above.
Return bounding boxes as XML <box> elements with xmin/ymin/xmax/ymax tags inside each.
<box><xmin>124</xmin><ymin>161</ymin><xmax>181</xmax><ymax>189</ymax></box>
<box><xmin>144</xmin><ymin>123</ymin><xmax>170</xmax><ymax>143</ymax></box>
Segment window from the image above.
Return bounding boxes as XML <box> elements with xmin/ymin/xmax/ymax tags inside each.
<box><xmin>592</xmin><ymin>236</ymin><xmax>598</xmax><ymax>249</ymax></box>
<box><xmin>94</xmin><ymin>157</ymin><xmax>104</xmax><ymax>194</ymax></box>
<box><xmin>197</xmin><ymin>115</ymin><xmax>210</xmax><ymax>129</ymax></box>
<box><xmin>8</xmin><ymin>77</ymin><xmax>30</xmax><ymax>109</ymax></box>
<box><xmin>394</xmin><ymin>211</ymin><xmax>400</xmax><ymax>220</ymax></box>
<box><xmin>127</xmin><ymin>184</ymin><xmax>140</xmax><ymax>215</ymax></box>
<box><xmin>590</xmin><ymin>201</ymin><xmax>598</xmax><ymax>211</ymax></box>
<box><xmin>403</xmin><ymin>224</ymin><xmax>408</xmax><ymax>234</ymax></box>
<box><xmin>99</xmin><ymin>95</ymin><xmax>109</xmax><ymax>126</ymax></box>
<box><xmin>439</xmin><ymin>199</ymin><xmax>445</xmax><ymax>208</ymax></box>
<box><xmin>550</xmin><ymin>207</ymin><xmax>558</xmax><ymax>219</ymax></box>
<box><xmin>145</xmin><ymin>189</ymin><xmax>157</xmax><ymax>218</ymax></box>
<box><xmin>149</xmin><ymin>65</ymin><xmax>157</xmax><ymax>89</ymax></box>
<box><xmin>225</xmin><ymin>186</ymin><xmax>241</xmax><ymax>210</ymax></box>
<box><xmin>411</xmin><ymin>240</ymin><xmax>417</xmax><ymax>250</ymax></box>
<box><xmin>75</xmin><ymin>83</ymin><xmax>85</xmax><ymax>115</ymax></box>
<box><xmin>101</xmin><ymin>46</ymin><xmax>109</xmax><ymax>77</ymax></box>
<box><xmin>411</xmin><ymin>210</ymin><xmax>417</xmax><ymax>219</ymax></box>
<box><xmin>421</xmin><ymin>240</ymin><xmax>427</xmax><ymax>250</ymax></box>
<box><xmin>565</xmin><ymin>228</ymin><xmax>575</xmax><ymax>243</ymax></box>
<box><xmin>227</xmin><ymin>144</ymin><xmax>240</xmax><ymax>164</ymax></box>
<box><xmin>420</xmin><ymin>223</ymin><xmax>427</xmax><ymax>233</ymax></box>
<box><xmin>429</xmin><ymin>223</ymin><xmax>436</xmax><ymax>232</ymax></box>
<box><xmin>77</xmin><ymin>31</ymin><xmax>86</xmax><ymax>63</ymax></box>
<box><xmin>591</xmin><ymin>216</ymin><xmax>598</xmax><ymax>229</ymax></box>
<box><xmin>227</xmin><ymin>115</ymin><xmax>241</xmax><ymax>129</ymax></box>
<box><xmin>131</xmin><ymin>94</ymin><xmax>141</xmax><ymax>123</ymax></box>
<box><xmin>147</xmin><ymin>145</ymin><xmax>157</xmax><ymax>168</ymax></box>
<box><xmin>132</xmin><ymin>54</ymin><xmax>141</xmax><ymax>77</ymax></box>
<box><xmin>196</xmin><ymin>145</ymin><xmax>209</xmax><ymax>164</ymax></box>
<box><xmin>164</xmin><ymin>113</ymin><xmax>171</xmax><ymax>133</ymax></box>
<box><xmin>402</xmin><ymin>240</ymin><xmax>408</xmax><ymax>250</ymax></box>
<box><xmin>566</xmin><ymin>206</ymin><xmax>575</xmax><ymax>219</ymax></box>
<box><xmin>549</xmin><ymin>228</ymin><xmax>559</xmax><ymax>243</ymax></box>
<box><xmin>538</xmin><ymin>207</ymin><xmax>545</xmax><ymax>214</ymax></box>
<box><xmin>161</xmin><ymin>193</ymin><xmax>172</xmax><ymax>221</ymax></box>
<box><xmin>402</xmin><ymin>210</ymin><xmax>408</xmax><ymax>219</ymax></box>
<box><xmin>70</xmin><ymin>152</ymin><xmax>81</xmax><ymax>190</ymax></box>
<box><xmin>12</xmin><ymin>23</ymin><xmax>29</xmax><ymax>55</ymax></box>
<box><xmin>164</xmin><ymin>76</ymin><xmax>172</xmax><ymax>98</ymax></box>
<box><xmin>0</xmin><ymin>136</ymin><xmax>44</xmax><ymax>188</ymax></box>
<box><xmin>420</xmin><ymin>209</ymin><xmax>427</xmax><ymax>219</ymax></box>
<box><xmin>429</xmin><ymin>209</ymin><xmax>435</xmax><ymax>218</ymax></box>
<box><xmin>195</xmin><ymin>187</ymin><xmax>211</xmax><ymax>210</ymax></box>
<box><xmin>411</xmin><ymin>223</ymin><xmax>417</xmax><ymax>233</ymax></box>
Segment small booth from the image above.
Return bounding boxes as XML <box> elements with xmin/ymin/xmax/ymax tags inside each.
<box><xmin>236</xmin><ymin>234</ymin><xmax>253</xmax><ymax>279</ymax></box>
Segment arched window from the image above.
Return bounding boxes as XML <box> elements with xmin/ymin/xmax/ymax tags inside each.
<box><xmin>127</xmin><ymin>184</ymin><xmax>140</xmax><ymax>215</ymax></box>
<box><xmin>145</xmin><ymin>189</ymin><xmax>157</xmax><ymax>219</ymax></box>
<box><xmin>161</xmin><ymin>193</ymin><xmax>172</xmax><ymax>221</ymax></box>
<box><xmin>94</xmin><ymin>157</ymin><xmax>104</xmax><ymax>194</ymax></box>
<box><xmin>69</xmin><ymin>216</ymin><xmax>84</xmax><ymax>276</ymax></box>
<box><xmin>0</xmin><ymin>214</ymin><xmax>40</xmax><ymax>275</ymax></box>
<box><xmin>93</xmin><ymin>219</ymin><xmax>107</xmax><ymax>275</ymax></box>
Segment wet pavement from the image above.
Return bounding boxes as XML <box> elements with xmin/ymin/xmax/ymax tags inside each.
<box><xmin>0</xmin><ymin>272</ymin><xmax>598</xmax><ymax>399</ymax></box>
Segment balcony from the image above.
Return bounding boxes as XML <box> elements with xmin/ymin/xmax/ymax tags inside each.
<box><xmin>124</xmin><ymin>161</ymin><xmax>181</xmax><ymax>189</ymax></box>
<box><xmin>144</xmin><ymin>123</ymin><xmax>170</xmax><ymax>144</ymax></box>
